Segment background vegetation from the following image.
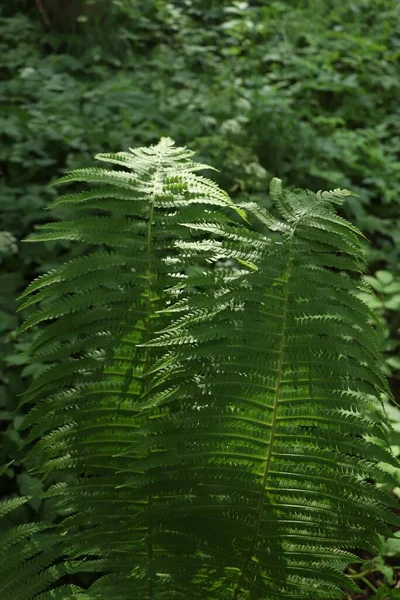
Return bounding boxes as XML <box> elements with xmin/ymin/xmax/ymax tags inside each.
<box><xmin>1</xmin><ymin>1</ymin><xmax>400</xmax><ymax>597</ymax></box>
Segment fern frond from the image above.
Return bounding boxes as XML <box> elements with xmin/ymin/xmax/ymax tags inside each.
<box><xmin>141</xmin><ymin>178</ymin><xmax>398</xmax><ymax>599</ymax></box>
<box><xmin>15</xmin><ymin>139</ymin><xmax>243</xmax><ymax>599</ymax></box>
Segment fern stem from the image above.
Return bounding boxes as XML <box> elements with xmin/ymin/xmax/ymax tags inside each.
<box><xmin>348</xmin><ymin>568</ymin><xmax>378</xmax><ymax>593</ymax></box>
<box><xmin>35</xmin><ymin>0</ymin><xmax>51</xmax><ymax>27</ymax></box>
<box><xmin>231</xmin><ymin>233</ymin><xmax>295</xmax><ymax>599</ymax></box>
<box><xmin>144</xmin><ymin>148</ymin><xmax>163</xmax><ymax>600</ymax></box>
<box><xmin>349</xmin><ymin>567</ymin><xmax>400</xmax><ymax>579</ymax></box>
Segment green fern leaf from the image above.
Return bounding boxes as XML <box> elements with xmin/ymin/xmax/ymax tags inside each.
<box><xmin>13</xmin><ymin>139</ymin><xmax>242</xmax><ymax>599</ymax></box>
<box><xmin>143</xmin><ymin>181</ymin><xmax>398</xmax><ymax>599</ymax></box>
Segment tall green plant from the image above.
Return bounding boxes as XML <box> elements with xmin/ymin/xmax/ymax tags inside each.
<box><xmin>146</xmin><ymin>180</ymin><xmax>399</xmax><ymax>598</ymax></box>
<box><xmin>0</xmin><ymin>140</ymin><xmax>397</xmax><ymax>600</ymax></box>
<box><xmin>1</xmin><ymin>138</ymin><xmax>240</xmax><ymax>599</ymax></box>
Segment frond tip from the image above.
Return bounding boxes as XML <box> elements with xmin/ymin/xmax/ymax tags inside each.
<box><xmin>316</xmin><ymin>187</ymin><xmax>358</xmax><ymax>205</ymax></box>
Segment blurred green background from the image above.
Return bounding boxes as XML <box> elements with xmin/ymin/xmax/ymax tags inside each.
<box><xmin>1</xmin><ymin>1</ymin><xmax>400</xmax><ymax>597</ymax></box>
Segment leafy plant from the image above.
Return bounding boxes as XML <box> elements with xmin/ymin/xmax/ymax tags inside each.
<box><xmin>0</xmin><ymin>140</ymin><xmax>398</xmax><ymax>600</ymax></box>
<box><xmin>358</xmin><ymin>271</ymin><xmax>400</xmax><ymax>373</ymax></box>
<box><xmin>144</xmin><ymin>177</ymin><xmax>399</xmax><ymax>599</ymax></box>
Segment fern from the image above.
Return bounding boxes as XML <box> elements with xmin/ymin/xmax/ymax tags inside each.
<box><xmin>2</xmin><ymin>141</ymin><xmax>397</xmax><ymax>600</ymax></box>
<box><xmin>141</xmin><ymin>180</ymin><xmax>399</xmax><ymax>599</ymax></box>
<box><xmin>7</xmin><ymin>138</ymin><xmax>240</xmax><ymax>598</ymax></box>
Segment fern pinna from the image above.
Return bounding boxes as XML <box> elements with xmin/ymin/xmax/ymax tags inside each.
<box><xmin>0</xmin><ymin>140</ymin><xmax>397</xmax><ymax>600</ymax></box>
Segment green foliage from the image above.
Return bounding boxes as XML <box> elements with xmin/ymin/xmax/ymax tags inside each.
<box><xmin>1</xmin><ymin>141</ymin><xmax>397</xmax><ymax>599</ymax></box>
<box><xmin>358</xmin><ymin>272</ymin><xmax>400</xmax><ymax>373</ymax></box>
<box><xmin>145</xmin><ymin>176</ymin><xmax>398</xmax><ymax>599</ymax></box>
<box><xmin>1</xmin><ymin>1</ymin><xmax>400</xmax><ymax>597</ymax></box>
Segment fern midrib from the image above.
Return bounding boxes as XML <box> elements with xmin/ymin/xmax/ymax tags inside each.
<box><xmin>230</xmin><ymin>232</ymin><xmax>295</xmax><ymax>600</ymax></box>
<box><xmin>144</xmin><ymin>149</ymin><xmax>164</xmax><ymax>600</ymax></box>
